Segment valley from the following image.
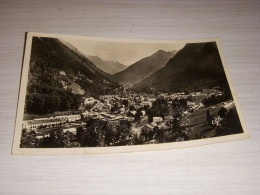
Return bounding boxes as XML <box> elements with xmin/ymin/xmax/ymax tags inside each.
<box><xmin>20</xmin><ymin>37</ymin><xmax>244</xmax><ymax>148</ymax></box>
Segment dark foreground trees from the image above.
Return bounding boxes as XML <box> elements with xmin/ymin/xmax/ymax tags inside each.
<box><xmin>20</xmin><ymin>130</ymin><xmax>40</xmax><ymax>148</ymax></box>
<box><xmin>20</xmin><ymin>118</ymin><xmax>135</xmax><ymax>148</ymax></box>
<box><xmin>25</xmin><ymin>92</ymin><xmax>82</xmax><ymax>114</ymax></box>
<box><xmin>77</xmin><ymin>118</ymin><xmax>134</xmax><ymax>147</ymax></box>
<box><xmin>20</xmin><ymin>129</ymin><xmax>80</xmax><ymax>148</ymax></box>
<box><xmin>215</xmin><ymin>107</ymin><xmax>243</xmax><ymax>136</ymax></box>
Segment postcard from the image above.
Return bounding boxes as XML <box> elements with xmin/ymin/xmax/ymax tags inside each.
<box><xmin>12</xmin><ymin>32</ymin><xmax>249</xmax><ymax>155</ymax></box>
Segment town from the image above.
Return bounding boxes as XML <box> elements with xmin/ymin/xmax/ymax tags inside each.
<box><xmin>20</xmin><ymin>86</ymin><xmax>237</xmax><ymax>148</ymax></box>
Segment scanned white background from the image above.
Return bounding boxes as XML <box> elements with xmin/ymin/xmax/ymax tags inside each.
<box><xmin>0</xmin><ymin>0</ymin><xmax>259</xmax><ymax>194</ymax></box>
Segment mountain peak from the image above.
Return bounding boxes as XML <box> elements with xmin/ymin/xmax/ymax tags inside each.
<box><xmin>157</xmin><ymin>49</ymin><xmax>166</xmax><ymax>53</ymax></box>
<box><xmin>155</xmin><ymin>50</ymin><xmax>172</xmax><ymax>54</ymax></box>
<box><xmin>155</xmin><ymin>50</ymin><xmax>177</xmax><ymax>56</ymax></box>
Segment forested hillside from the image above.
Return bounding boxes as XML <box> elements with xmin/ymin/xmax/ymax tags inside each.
<box><xmin>133</xmin><ymin>42</ymin><xmax>231</xmax><ymax>95</ymax></box>
<box><xmin>24</xmin><ymin>37</ymin><xmax>119</xmax><ymax>115</ymax></box>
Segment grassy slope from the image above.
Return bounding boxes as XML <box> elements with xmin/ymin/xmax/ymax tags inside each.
<box><xmin>184</xmin><ymin>102</ymin><xmax>229</xmax><ymax>138</ymax></box>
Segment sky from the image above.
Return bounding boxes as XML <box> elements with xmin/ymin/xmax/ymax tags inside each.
<box><xmin>64</xmin><ymin>38</ymin><xmax>186</xmax><ymax>65</ymax></box>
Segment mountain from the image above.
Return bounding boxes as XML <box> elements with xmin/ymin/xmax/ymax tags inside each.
<box><xmin>86</xmin><ymin>55</ymin><xmax>127</xmax><ymax>74</ymax></box>
<box><xmin>113</xmin><ymin>50</ymin><xmax>176</xmax><ymax>87</ymax></box>
<box><xmin>133</xmin><ymin>42</ymin><xmax>230</xmax><ymax>93</ymax></box>
<box><xmin>25</xmin><ymin>37</ymin><xmax>119</xmax><ymax>115</ymax></box>
<box><xmin>59</xmin><ymin>39</ymin><xmax>109</xmax><ymax>76</ymax></box>
<box><xmin>60</xmin><ymin>40</ymin><xmax>128</xmax><ymax>74</ymax></box>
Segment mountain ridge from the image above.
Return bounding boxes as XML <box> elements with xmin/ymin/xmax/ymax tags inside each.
<box><xmin>113</xmin><ymin>50</ymin><xmax>176</xmax><ymax>87</ymax></box>
<box><xmin>86</xmin><ymin>55</ymin><xmax>128</xmax><ymax>74</ymax></box>
<box><xmin>133</xmin><ymin>42</ymin><xmax>231</xmax><ymax>94</ymax></box>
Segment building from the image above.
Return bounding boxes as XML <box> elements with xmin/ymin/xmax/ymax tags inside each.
<box><xmin>190</xmin><ymin>93</ymin><xmax>207</xmax><ymax>103</ymax></box>
<box><xmin>66</xmin><ymin>114</ymin><xmax>81</xmax><ymax>122</ymax></box>
<box><xmin>82</xmin><ymin>111</ymin><xmax>89</xmax><ymax>117</ymax></box>
<box><xmin>100</xmin><ymin>112</ymin><xmax>116</xmax><ymax>119</ymax></box>
<box><xmin>127</xmin><ymin>111</ymin><xmax>137</xmax><ymax>117</ymax></box>
<box><xmin>153</xmin><ymin>117</ymin><xmax>163</xmax><ymax>123</ymax></box>
<box><xmin>59</xmin><ymin>71</ymin><xmax>66</xmax><ymax>76</ymax></box>
<box><xmin>91</xmin><ymin>102</ymin><xmax>103</xmax><ymax>112</ymax></box>
<box><xmin>141</xmin><ymin>124</ymin><xmax>154</xmax><ymax>133</ymax></box>
<box><xmin>141</xmin><ymin>101</ymin><xmax>152</xmax><ymax>108</ymax></box>
<box><xmin>54</xmin><ymin>114</ymin><xmax>81</xmax><ymax>122</ymax></box>
<box><xmin>141</xmin><ymin>110</ymin><xmax>146</xmax><ymax>117</ymax></box>
<box><xmin>145</xmin><ymin>124</ymin><xmax>154</xmax><ymax>130</ymax></box>
<box><xmin>102</xmin><ymin>104</ymin><xmax>112</xmax><ymax>112</ymax></box>
<box><xmin>110</xmin><ymin>116</ymin><xmax>124</xmax><ymax>121</ymax></box>
<box><xmin>150</xmin><ymin>122</ymin><xmax>158</xmax><ymax>127</ymax></box>
<box><xmin>22</xmin><ymin>118</ymin><xmax>65</xmax><ymax>130</ymax></box>
<box><xmin>165</xmin><ymin>115</ymin><xmax>174</xmax><ymax>121</ymax></box>
<box><xmin>63</xmin><ymin>127</ymin><xmax>77</xmax><ymax>135</ymax></box>
<box><xmin>84</xmin><ymin>97</ymin><xmax>96</xmax><ymax>105</ymax></box>
<box><xmin>187</xmin><ymin>101</ymin><xmax>196</xmax><ymax>107</ymax></box>
<box><xmin>119</xmin><ymin>105</ymin><xmax>125</xmax><ymax>114</ymax></box>
<box><xmin>182</xmin><ymin>111</ymin><xmax>190</xmax><ymax>116</ymax></box>
<box><xmin>158</xmin><ymin>122</ymin><xmax>169</xmax><ymax>129</ymax></box>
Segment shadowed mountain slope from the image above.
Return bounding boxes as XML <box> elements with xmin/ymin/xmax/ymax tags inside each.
<box><xmin>25</xmin><ymin>37</ymin><xmax>119</xmax><ymax>114</ymax></box>
<box><xmin>113</xmin><ymin>50</ymin><xmax>176</xmax><ymax>87</ymax></box>
<box><xmin>133</xmin><ymin>42</ymin><xmax>231</xmax><ymax>94</ymax></box>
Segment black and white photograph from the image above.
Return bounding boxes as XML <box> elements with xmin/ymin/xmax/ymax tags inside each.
<box><xmin>12</xmin><ymin>32</ymin><xmax>249</xmax><ymax>155</ymax></box>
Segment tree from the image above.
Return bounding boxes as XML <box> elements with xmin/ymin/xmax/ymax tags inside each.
<box><xmin>164</xmin><ymin>98</ymin><xmax>191</xmax><ymax>141</ymax></box>
<box><xmin>135</xmin><ymin>108</ymin><xmax>142</xmax><ymax>121</ymax></box>
<box><xmin>77</xmin><ymin>117</ymin><xmax>135</xmax><ymax>147</ymax></box>
<box><xmin>154</xmin><ymin>126</ymin><xmax>164</xmax><ymax>143</ymax></box>
<box><xmin>114</xmin><ymin>120</ymin><xmax>133</xmax><ymax>146</ymax></box>
<box><xmin>122</xmin><ymin>99</ymin><xmax>129</xmax><ymax>108</ymax></box>
<box><xmin>216</xmin><ymin>108</ymin><xmax>243</xmax><ymax>136</ymax></box>
<box><xmin>145</xmin><ymin>98</ymin><xmax>170</xmax><ymax>122</ymax></box>
<box><xmin>129</xmin><ymin>105</ymin><xmax>136</xmax><ymax>111</ymax></box>
<box><xmin>76</xmin><ymin>127</ymin><xmax>84</xmax><ymax>141</ymax></box>
<box><xmin>39</xmin><ymin>129</ymin><xmax>77</xmax><ymax>148</ymax></box>
<box><xmin>49</xmin><ymin>130</ymin><xmax>69</xmax><ymax>147</ymax></box>
<box><xmin>111</xmin><ymin>103</ymin><xmax>119</xmax><ymax>113</ymax></box>
<box><xmin>78</xmin><ymin>118</ymin><xmax>114</xmax><ymax>147</ymax></box>
<box><xmin>20</xmin><ymin>130</ymin><xmax>40</xmax><ymax>148</ymax></box>
<box><xmin>206</xmin><ymin>110</ymin><xmax>212</xmax><ymax>125</ymax></box>
<box><xmin>218</xmin><ymin>107</ymin><xmax>227</xmax><ymax>118</ymax></box>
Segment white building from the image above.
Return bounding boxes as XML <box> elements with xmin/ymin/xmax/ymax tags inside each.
<box><xmin>153</xmin><ymin>117</ymin><xmax>163</xmax><ymax>123</ymax></box>
<box><xmin>66</xmin><ymin>114</ymin><xmax>81</xmax><ymax>122</ymax></box>
<box><xmin>84</xmin><ymin>97</ymin><xmax>96</xmax><ymax>105</ymax></box>
<box><xmin>63</xmin><ymin>127</ymin><xmax>77</xmax><ymax>135</ymax></box>
<box><xmin>22</xmin><ymin>118</ymin><xmax>64</xmax><ymax>130</ymax></box>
